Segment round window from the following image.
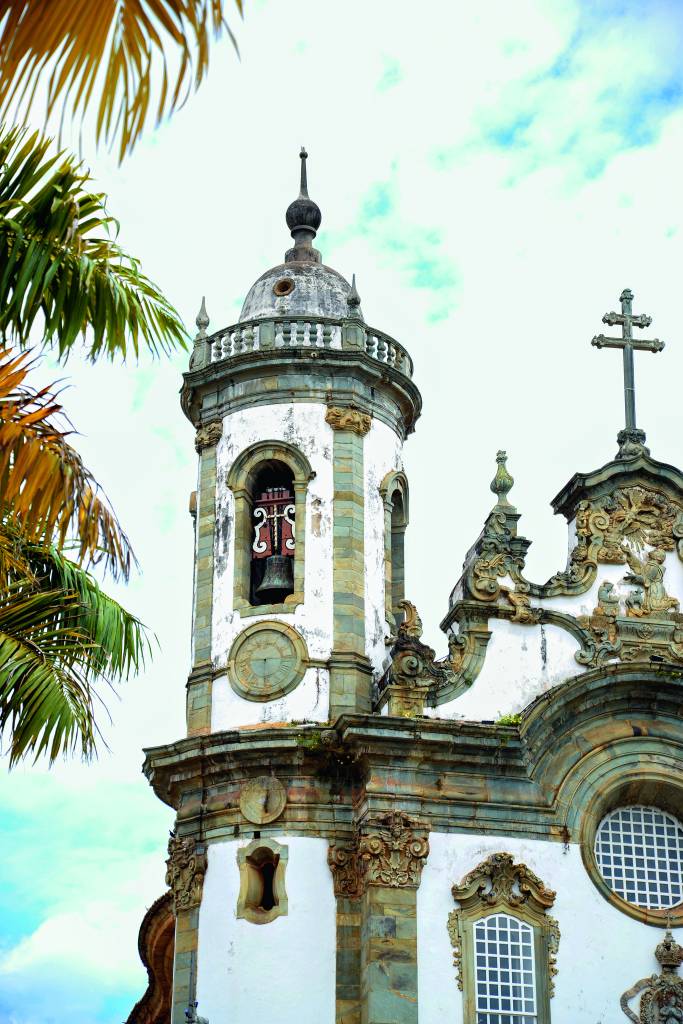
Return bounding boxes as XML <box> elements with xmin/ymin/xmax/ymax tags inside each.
<box><xmin>273</xmin><ymin>278</ymin><xmax>295</xmax><ymax>297</ymax></box>
<box><xmin>594</xmin><ymin>805</ymin><xmax>683</xmax><ymax>909</ymax></box>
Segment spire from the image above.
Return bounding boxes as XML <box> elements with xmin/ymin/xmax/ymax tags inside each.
<box><xmin>285</xmin><ymin>146</ymin><xmax>322</xmax><ymax>264</ymax></box>
<box><xmin>299</xmin><ymin>146</ymin><xmax>309</xmax><ymax>198</ymax></box>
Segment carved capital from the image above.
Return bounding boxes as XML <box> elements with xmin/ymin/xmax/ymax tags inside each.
<box><xmin>194</xmin><ymin>421</ymin><xmax>222</xmax><ymax>453</ymax></box>
<box><xmin>327</xmin><ymin>841</ymin><xmax>364</xmax><ymax>899</ymax></box>
<box><xmin>358</xmin><ymin>810</ymin><xmax>429</xmax><ymax>889</ymax></box>
<box><xmin>165</xmin><ymin>832</ymin><xmax>207</xmax><ymax>913</ymax></box>
<box><xmin>325</xmin><ymin>406</ymin><xmax>371</xmax><ymax>437</ymax></box>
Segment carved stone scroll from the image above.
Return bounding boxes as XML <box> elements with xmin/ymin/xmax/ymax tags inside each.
<box><xmin>328</xmin><ymin>841</ymin><xmax>364</xmax><ymax>899</ymax></box>
<box><xmin>165</xmin><ymin>832</ymin><xmax>207</xmax><ymax>914</ymax></box>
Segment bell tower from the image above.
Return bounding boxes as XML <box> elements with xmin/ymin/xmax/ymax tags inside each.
<box><xmin>182</xmin><ymin>149</ymin><xmax>421</xmax><ymax>734</ymax></box>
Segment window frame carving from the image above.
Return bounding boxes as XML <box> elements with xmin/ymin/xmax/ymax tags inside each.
<box><xmin>226</xmin><ymin>441</ymin><xmax>314</xmax><ymax>617</ymax></box>
<box><xmin>236</xmin><ymin>837</ymin><xmax>288</xmax><ymax>925</ymax></box>
<box><xmin>447</xmin><ymin>852</ymin><xmax>559</xmax><ymax>1024</ymax></box>
<box><xmin>379</xmin><ymin>470</ymin><xmax>409</xmax><ymax>629</ymax></box>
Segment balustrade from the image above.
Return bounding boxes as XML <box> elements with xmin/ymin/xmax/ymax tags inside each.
<box><xmin>204</xmin><ymin>317</ymin><xmax>413</xmax><ymax>378</ymax></box>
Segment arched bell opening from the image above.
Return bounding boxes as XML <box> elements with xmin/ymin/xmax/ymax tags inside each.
<box><xmin>248</xmin><ymin>460</ymin><xmax>296</xmax><ymax>606</ymax></box>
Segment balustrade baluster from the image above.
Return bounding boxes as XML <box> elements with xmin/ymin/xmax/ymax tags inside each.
<box><xmin>377</xmin><ymin>333</ymin><xmax>388</xmax><ymax>363</ymax></box>
<box><xmin>322</xmin><ymin>323</ymin><xmax>333</xmax><ymax>348</ymax></box>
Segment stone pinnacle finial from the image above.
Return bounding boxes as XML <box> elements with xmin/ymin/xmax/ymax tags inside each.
<box><xmin>195</xmin><ymin>296</ymin><xmax>209</xmax><ymax>340</ymax></box>
<box><xmin>299</xmin><ymin>146</ymin><xmax>309</xmax><ymax>197</ymax></box>
<box><xmin>285</xmin><ymin>146</ymin><xmax>322</xmax><ymax>264</ymax></box>
<box><xmin>491</xmin><ymin>450</ymin><xmax>514</xmax><ymax>505</ymax></box>
<box><xmin>347</xmin><ymin>273</ymin><xmax>361</xmax><ymax>310</ymax></box>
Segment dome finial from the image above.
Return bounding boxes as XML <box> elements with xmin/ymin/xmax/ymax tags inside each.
<box><xmin>285</xmin><ymin>146</ymin><xmax>322</xmax><ymax>264</ymax></box>
<box><xmin>299</xmin><ymin>146</ymin><xmax>309</xmax><ymax>198</ymax></box>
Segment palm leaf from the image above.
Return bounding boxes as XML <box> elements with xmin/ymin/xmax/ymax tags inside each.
<box><xmin>0</xmin><ymin>123</ymin><xmax>188</xmax><ymax>359</ymax></box>
<box><xmin>0</xmin><ymin>530</ymin><xmax>151</xmax><ymax>765</ymax></box>
<box><xmin>0</xmin><ymin>0</ymin><xmax>242</xmax><ymax>162</ymax></box>
<box><xmin>0</xmin><ymin>350</ymin><xmax>135</xmax><ymax>580</ymax></box>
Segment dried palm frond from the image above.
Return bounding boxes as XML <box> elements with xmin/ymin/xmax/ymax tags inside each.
<box><xmin>0</xmin><ymin>349</ymin><xmax>135</xmax><ymax>580</ymax></box>
<box><xmin>0</xmin><ymin>530</ymin><xmax>150</xmax><ymax>765</ymax></box>
<box><xmin>0</xmin><ymin>0</ymin><xmax>242</xmax><ymax>162</ymax></box>
<box><xmin>0</xmin><ymin>123</ymin><xmax>187</xmax><ymax>360</ymax></box>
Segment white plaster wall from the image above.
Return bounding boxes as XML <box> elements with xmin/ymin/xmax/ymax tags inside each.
<box><xmin>211</xmin><ymin>666</ymin><xmax>329</xmax><ymax>730</ymax></box>
<box><xmin>364</xmin><ymin>419</ymin><xmax>403</xmax><ymax>673</ymax></box>
<box><xmin>197</xmin><ymin>836</ymin><xmax>335</xmax><ymax>1024</ymax></box>
<box><xmin>209</xmin><ymin>404</ymin><xmax>334</xmax><ymax>726</ymax></box>
<box><xmin>430</xmin><ymin>620</ymin><xmax>583</xmax><ymax>722</ymax></box>
<box><xmin>418</xmin><ymin>831</ymin><xmax>681</xmax><ymax>1024</ymax></box>
<box><xmin>434</xmin><ymin>529</ymin><xmax>683</xmax><ymax>722</ymax></box>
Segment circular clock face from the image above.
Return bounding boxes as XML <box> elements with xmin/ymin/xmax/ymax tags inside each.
<box><xmin>228</xmin><ymin>622</ymin><xmax>307</xmax><ymax>701</ymax></box>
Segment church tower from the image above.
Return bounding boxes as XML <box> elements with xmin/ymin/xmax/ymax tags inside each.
<box><xmin>131</xmin><ymin>157</ymin><xmax>683</xmax><ymax>1024</ymax></box>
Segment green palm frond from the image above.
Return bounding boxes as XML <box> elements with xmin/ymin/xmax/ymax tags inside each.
<box><xmin>0</xmin><ymin>124</ymin><xmax>187</xmax><ymax>359</ymax></box>
<box><xmin>0</xmin><ymin>533</ymin><xmax>151</xmax><ymax>765</ymax></box>
<box><xmin>0</xmin><ymin>0</ymin><xmax>242</xmax><ymax>162</ymax></box>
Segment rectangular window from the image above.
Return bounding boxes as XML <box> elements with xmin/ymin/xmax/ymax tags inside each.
<box><xmin>474</xmin><ymin>914</ymin><xmax>538</xmax><ymax>1024</ymax></box>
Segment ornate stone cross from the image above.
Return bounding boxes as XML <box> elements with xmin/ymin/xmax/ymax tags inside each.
<box><xmin>591</xmin><ymin>288</ymin><xmax>665</xmax><ymax>459</ymax></box>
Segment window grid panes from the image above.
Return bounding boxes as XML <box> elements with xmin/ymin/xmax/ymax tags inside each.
<box><xmin>474</xmin><ymin>913</ymin><xmax>537</xmax><ymax>1024</ymax></box>
<box><xmin>594</xmin><ymin>805</ymin><xmax>683</xmax><ymax>909</ymax></box>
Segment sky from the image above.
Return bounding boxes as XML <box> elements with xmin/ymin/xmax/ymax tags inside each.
<box><xmin>2</xmin><ymin>0</ymin><xmax>683</xmax><ymax>1020</ymax></box>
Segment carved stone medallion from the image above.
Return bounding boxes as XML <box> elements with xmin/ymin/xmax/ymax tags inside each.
<box><xmin>239</xmin><ymin>776</ymin><xmax>287</xmax><ymax>825</ymax></box>
<box><xmin>227</xmin><ymin>621</ymin><xmax>308</xmax><ymax>702</ymax></box>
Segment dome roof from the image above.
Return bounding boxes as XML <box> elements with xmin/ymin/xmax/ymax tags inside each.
<box><xmin>240</xmin><ymin>262</ymin><xmax>364</xmax><ymax>322</ymax></box>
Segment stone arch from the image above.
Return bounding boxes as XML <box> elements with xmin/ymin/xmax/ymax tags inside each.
<box><xmin>521</xmin><ymin>664</ymin><xmax>683</xmax><ymax>927</ymax></box>
<box><xmin>379</xmin><ymin>470</ymin><xmax>409</xmax><ymax>627</ymax></box>
<box><xmin>227</xmin><ymin>440</ymin><xmax>315</xmax><ymax>614</ymax></box>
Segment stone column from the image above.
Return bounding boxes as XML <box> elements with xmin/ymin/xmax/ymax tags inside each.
<box><xmin>327</xmin><ymin>406</ymin><xmax>374</xmax><ymax>717</ymax></box>
<box><xmin>329</xmin><ymin>812</ymin><xmax>429</xmax><ymax>1024</ymax></box>
<box><xmin>187</xmin><ymin>421</ymin><xmax>221</xmax><ymax>735</ymax></box>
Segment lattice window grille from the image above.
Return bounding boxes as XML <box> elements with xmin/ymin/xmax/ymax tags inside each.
<box><xmin>594</xmin><ymin>805</ymin><xmax>683</xmax><ymax>909</ymax></box>
<box><xmin>474</xmin><ymin>913</ymin><xmax>538</xmax><ymax>1024</ymax></box>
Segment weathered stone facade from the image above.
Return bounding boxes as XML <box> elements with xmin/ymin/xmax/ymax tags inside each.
<box><xmin>128</xmin><ymin>160</ymin><xmax>683</xmax><ymax>1024</ymax></box>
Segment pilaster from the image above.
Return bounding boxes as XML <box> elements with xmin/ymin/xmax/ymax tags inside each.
<box><xmin>188</xmin><ymin>422</ymin><xmax>221</xmax><ymax>735</ymax></box>
<box><xmin>328</xmin><ymin>811</ymin><xmax>430</xmax><ymax>1024</ymax></box>
<box><xmin>328</xmin><ymin>407</ymin><xmax>373</xmax><ymax>716</ymax></box>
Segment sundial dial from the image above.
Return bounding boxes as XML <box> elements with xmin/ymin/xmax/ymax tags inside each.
<box><xmin>228</xmin><ymin>621</ymin><xmax>308</xmax><ymax>701</ymax></box>
<box><xmin>239</xmin><ymin>776</ymin><xmax>287</xmax><ymax>825</ymax></box>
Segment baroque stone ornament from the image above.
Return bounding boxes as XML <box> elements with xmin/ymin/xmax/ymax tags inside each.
<box><xmin>194</xmin><ymin>421</ymin><xmax>222</xmax><ymax>452</ymax></box>
<box><xmin>165</xmin><ymin>831</ymin><xmax>207</xmax><ymax>914</ymax></box>
<box><xmin>448</xmin><ymin>853</ymin><xmax>560</xmax><ymax>996</ymax></box>
<box><xmin>325</xmin><ymin>405</ymin><xmax>372</xmax><ymax>436</ymax></box>
<box><xmin>327</xmin><ymin>841</ymin><xmax>364</xmax><ymax>899</ymax></box>
<box><xmin>379</xmin><ymin>600</ymin><xmax>449</xmax><ymax>716</ymax></box>
<box><xmin>438</xmin><ymin>455</ymin><xmax>683</xmax><ymax>705</ymax></box>
<box><xmin>621</xmin><ymin>927</ymin><xmax>683</xmax><ymax>1022</ymax></box>
<box><xmin>358</xmin><ymin>810</ymin><xmax>429</xmax><ymax>888</ymax></box>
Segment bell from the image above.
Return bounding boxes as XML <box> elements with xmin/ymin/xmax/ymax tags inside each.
<box><xmin>256</xmin><ymin>555</ymin><xmax>294</xmax><ymax>601</ymax></box>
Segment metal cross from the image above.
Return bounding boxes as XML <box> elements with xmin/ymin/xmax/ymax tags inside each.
<box><xmin>591</xmin><ymin>288</ymin><xmax>664</xmax><ymax>436</ymax></box>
